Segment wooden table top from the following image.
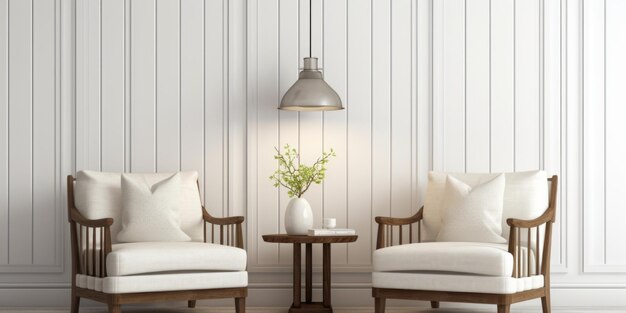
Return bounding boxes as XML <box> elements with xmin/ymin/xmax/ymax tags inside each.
<box><xmin>262</xmin><ymin>234</ymin><xmax>358</xmax><ymax>244</ymax></box>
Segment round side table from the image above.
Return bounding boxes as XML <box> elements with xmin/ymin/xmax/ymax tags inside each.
<box><xmin>262</xmin><ymin>234</ymin><xmax>358</xmax><ymax>313</ymax></box>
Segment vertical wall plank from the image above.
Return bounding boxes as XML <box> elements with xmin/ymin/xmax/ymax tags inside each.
<box><xmin>410</xmin><ymin>0</ymin><xmax>418</xmax><ymax>219</ymax></box>
<box><xmin>490</xmin><ymin>0</ymin><xmax>515</xmax><ymax>172</ymax></box>
<box><xmin>432</xmin><ymin>0</ymin><xmax>443</xmax><ymax>171</ymax></box>
<box><xmin>75</xmin><ymin>0</ymin><xmax>101</xmax><ymax>171</ymax></box>
<box><xmin>416</xmin><ymin>0</ymin><xmax>431</xmax><ymax>208</ymax></box>
<box><xmin>124</xmin><ymin>0</ymin><xmax>131</xmax><ymax>171</ymax></box>
<box><xmin>514</xmin><ymin>0</ymin><xmax>541</xmax><ymax>171</ymax></box>
<box><xmin>323</xmin><ymin>0</ymin><xmax>348</xmax><ymax>264</ymax></box>
<box><xmin>347</xmin><ymin>0</ymin><xmax>372</xmax><ymax>264</ymax></box>
<box><xmin>256</xmin><ymin>0</ymin><xmax>280</xmax><ymax>265</ymax></box>
<box><xmin>465</xmin><ymin>0</ymin><xmax>490</xmax><ymax>172</ymax></box>
<box><xmin>582</xmin><ymin>0</ymin><xmax>606</xmax><ymax>267</ymax></box>
<box><xmin>32</xmin><ymin>0</ymin><xmax>56</xmax><ymax>265</ymax></box>
<box><xmin>605</xmin><ymin>0</ymin><xmax>626</xmax><ymax>264</ymax></box>
<box><xmin>130</xmin><ymin>0</ymin><xmax>156</xmax><ymax>172</ymax></box>
<box><xmin>543</xmin><ymin>0</ymin><xmax>563</xmax><ymax>267</ymax></box>
<box><xmin>205</xmin><ymin>0</ymin><xmax>225</xmax><ymax>220</ymax></box>
<box><xmin>155</xmin><ymin>0</ymin><xmax>179</xmax><ymax>173</ymax></box>
<box><xmin>371</xmin><ymin>0</ymin><xmax>391</xmax><ymax>251</ymax></box>
<box><xmin>0</xmin><ymin>0</ymin><xmax>8</xmax><ymax>265</ymax></box>
<box><xmin>277</xmin><ymin>0</ymin><xmax>299</xmax><ymax>266</ymax></box>
<box><xmin>565</xmin><ymin>0</ymin><xmax>582</xmax><ymax>274</ymax></box>
<box><xmin>227</xmin><ymin>0</ymin><xmax>247</xmax><ymax>218</ymax></box>
<box><xmin>8</xmin><ymin>0</ymin><xmax>33</xmax><ymax>264</ymax></box>
<box><xmin>180</xmin><ymin>0</ymin><xmax>204</xmax><ymax>195</ymax></box>
<box><xmin>246</xmin><ymin>0</ymin><xmax>258</xmax><ymax>265</ymax></box>
<box><xmin>441</xmin><ymin>0</ymin><xmax>465</xmax><ymax>172</ymax></box>
<box><xmin>101</xmin><ymin>0</ymin><xmax>125</xmax><ymax>172</ymax></box>
<box><xmin>390</xmin><ymin>0</ymin><xmax>413</xmax><ymax>223</ymax></box>
<box><xmin>299</xmin><ymin>0</ymin><xmax>310</xmax><ymax>68</ymax></box>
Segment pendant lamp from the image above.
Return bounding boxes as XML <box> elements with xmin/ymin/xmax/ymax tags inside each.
<box><xmin>279</xmin><ymin>1</ymin><xmax>343</xmax><ymax>111</ymax></box>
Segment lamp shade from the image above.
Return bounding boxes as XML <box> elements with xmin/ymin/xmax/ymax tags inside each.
<box><xmin>279</xmin><ymin>57</ymin><xmax>343</xmax><ymax>111</ymax></box>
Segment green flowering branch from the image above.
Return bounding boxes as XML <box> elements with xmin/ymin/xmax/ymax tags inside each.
<box><xmin>269</xmin><ymin>144</ymin><xmax>336</xmax><ymax>198</ymax></box>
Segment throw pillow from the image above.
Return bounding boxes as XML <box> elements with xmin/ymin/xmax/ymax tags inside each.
<box><xmin>436</xmin><ymin>174</ymin><xmax>507</xmax><ymax>243</ymax></box>
<box><xmin>117</xmin><ymin>173</ymin><xmax>191</xmax><ymax>242</ymax></box>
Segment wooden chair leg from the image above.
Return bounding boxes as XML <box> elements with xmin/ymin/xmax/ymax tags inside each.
<box><xmin>542</xmin><ymin>290</ymin><xmax>552</xmax><ymax>313</ymax></box>
<box><xmin>430</xmin><ymin>301</ymin><xmax>440</xmax><ymax>309</ymax></box>
<box><xmin>188</xmin><ymin>300</ymin><xmax>196</xmax><ymax>308</ymax></box>
<box><xmin>70</xmin><ymin>291</ymin><xmax>80</xmax><ymax>313</ymax></box>
<box><xmin>108</xmin><ymin>304</ymin><xmax>121</xmax><ymax>313</ymax></box>
<box><xmin>374</xmin><ymin>297</ymin><xmax>386</xmax><ymax>313</ymax></box>
<box><xmin>235</xmin><ymin>297</ymin><xmax>245</xmax><ymax>313</ymax></box>
<box><xmin>497</xmin><ymin>304</ymin><xmax>510</xmax><ymax>313</ymax></box>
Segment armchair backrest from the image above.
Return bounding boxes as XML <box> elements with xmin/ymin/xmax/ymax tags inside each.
<box><xmin>72</xmin><ymin>170</ymin><xmax>204</xmax><ymax>243</ymax></box>
<box><xmin>422</xmin><ymin>170</ymin><xmax>550</xmax><ymax>242</ymax></box>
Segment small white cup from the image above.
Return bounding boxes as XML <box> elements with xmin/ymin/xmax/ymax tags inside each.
<box><xmin>323</xmin><ymin>218</ymin><xmax>337</xmax><ymax>229</ymax></box>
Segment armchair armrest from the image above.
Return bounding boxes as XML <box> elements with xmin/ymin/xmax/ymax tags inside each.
<box><xmin>375</xmin><ymin>209</ymin><xmax>423</xmax><ymax>226</ymax></box>
<box><xmin>202</xmin><ymin>209</ymin><xmax>245</xmax><ymax>225</ymax></box>
<box><xmin>375</xmin><ymin>207</ymin><xmax>424</xmax><ymax>250</ymax></box>
<box><xmin>69</xmin><ymin>208</ymin><xmax>114</xmax><ymax>228</ymax></box>
<box><xmin>506</xmin><ymin>207</ymin><xmax>555</xmax><ymax>228</ymax></box>
<box><xmin>202</xmin><ymin>207</ymin><xmax>245</xmax><ymax>249</ymax></box>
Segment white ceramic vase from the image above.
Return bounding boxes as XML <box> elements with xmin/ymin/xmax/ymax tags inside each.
<box><xmin>284</xmin><ymin>198</ymin><xmax>314</xmax><ymax>235</ymax></box>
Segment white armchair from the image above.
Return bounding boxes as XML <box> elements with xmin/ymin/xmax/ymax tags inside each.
<box><xmin>372</xmin><ymin>171</ymin><xmax>557</xmax><ymax>313</ymax></box>
<box><xmin>67</xmin><ymin>171</ymin><xmax>247</xmax><ymax>313</ymax></box>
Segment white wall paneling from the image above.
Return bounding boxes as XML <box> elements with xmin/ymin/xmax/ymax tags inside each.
<box><xmin>3</xmin><ymin>0</ymin><xmax>626</xmax><ymax>309</ymax></box>
<box><xmin>8</xmin><ymin>0</ymin><xmax>33</xmax><ymax>267</ymax></box>
<box><xmin>101</xmin><ymin>0</ymin><xmax>124</xmax><ymax>173</ymax></box>
<box><xmin>583</xmin><ymin>0</ymin><xmax>626</xmax><ymax>273</ymax></box>
<box><xmin>74</xmin><ymin>0</ymin><xmax>238</xmax><ymax>214</ymax></box>
<box><xmin>489</xmin><ymin>0</ymin><xmax>515</xmax><ymax>173</ymax></box>
<box><xmin>0</xmin><ymin>0</ymin><xmax>64</xmax><ymax>274</ymax></box>
<box><xmin>0</xmin><ymin>0</ymin><xmax>9</xmax><ymax>266</ymax></box>
<box><xmin>544</xmin><ymin>0</ymin><xmax>566</xmax><ymax>270</ymax></box>
<box><xmin>205</xmin><ymin>0</ymin><xmax>228</xmax><ymax>226</ymax></box>
<box><xmin>465</xmin><ymin>0</ymin><xmax>490</xmax><ymax>173</ymax></box>
<box><xmin>432</xmin><ymin>0</ymin><xmax>566</xmax><ymax>271</ymax></box>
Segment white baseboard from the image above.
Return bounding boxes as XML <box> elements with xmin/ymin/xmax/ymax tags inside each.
<box><xmin>0</xmin><ymin>287</ymin><xmax>624</xmax><ymax>310</ymax></box>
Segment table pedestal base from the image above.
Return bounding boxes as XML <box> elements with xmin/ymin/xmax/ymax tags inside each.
<box><xmin>261</xmin><ymin>235</ymin><xmax>358</xmax><ymax>313</ymax></box>
<box><xmin>289</xmin><ymin>302</ymin><xmax>333</xmax><ymax>313</ymax></box>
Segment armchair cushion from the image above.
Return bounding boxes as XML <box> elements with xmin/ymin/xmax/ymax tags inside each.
<box><xmin>372</xmin><ymin>272</ymin><xmax>544</xmax><ymax>294</ymax></box>
<box><xmin>423</xmin><ymin>170</ymin><xmax>548</xmax><ymax>242</ymax></box>
<box><xmin>77</xmin><ymin>271</ymin><xmax>248</xmax><ymax>294</ymax></box>
<box><xmin>117</xmin><ymin>173</ymin><xmax>191</xmax><ymax>242</ymax></box>
<box><xmin>106</xmin><ymin>242</ymin><xmax>247</xmax><ymax>276</ymax></box>
<box><xmin>437</xmin><ymin>174</ymin><xmax>506</xmax><ymax>243</ymax></box>
<box><xmin>74</xmin><ymin>171</ymin><xmax>204</xmax><ymax>243</ymax></box>
<box><xmin>373</xmin><ymin>242</ymin><xmax>534</xmax><ymax>277</ymax></box>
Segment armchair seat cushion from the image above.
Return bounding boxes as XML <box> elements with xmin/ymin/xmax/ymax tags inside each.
<box><xmin>77</xmin><ymin>271</ymin><xmax>248</xmax><ymax>294</ymax></box>
<box><xmin>373</xmin><ymin>242</ymin><xmax>518</xmax><ymax>276</ymax></box>
<box><xmin>372</xmin><ymin>272</ymin><xmax>544</xmax><ymax>294</ymax></box>
<box><xmin>106</xmin><ymin>242</ymin><xmax>247</xmax><ymax>276</ymax></box>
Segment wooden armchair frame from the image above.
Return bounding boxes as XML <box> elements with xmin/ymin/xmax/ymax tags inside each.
<box><xmin>67</xmin><ymin>175</ymin><xmax>247</xmax><ymax>313</ymax></box>
<box><xmin>372</xmin><ymin>176</ymin><xmax>558</xmax><ymax>313</ymax></box>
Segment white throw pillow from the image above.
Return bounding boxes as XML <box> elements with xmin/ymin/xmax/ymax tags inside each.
<box><xmin>117</xmin><ymin>173</ymin><xmax>191</xmax><ymax>242</ymax></box>
<box><xmin>436</xmin><ymin>174</ymin><xmax>507</xmax><ymax>244</ymax></box>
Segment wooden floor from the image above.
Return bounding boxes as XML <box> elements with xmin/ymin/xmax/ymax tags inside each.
<box><xmin>2</xmin><ymin>308</ymin><xmax>622</xmax><ymax>313</ymax></box>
